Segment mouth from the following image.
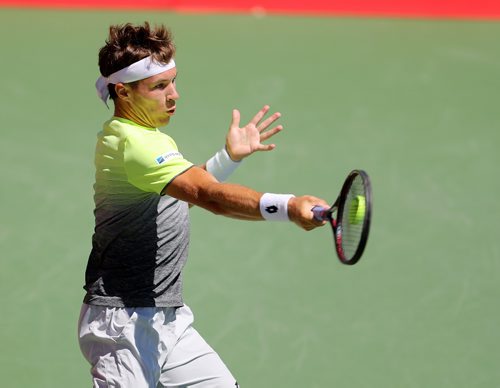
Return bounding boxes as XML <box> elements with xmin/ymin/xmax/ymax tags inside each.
<box><xmin>166</xmin><ymin>106</ymin><xmax>176</xmax><ymax>115</ymax></box>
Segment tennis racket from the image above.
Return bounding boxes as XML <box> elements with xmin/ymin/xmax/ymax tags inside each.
<box><xmin>312</xmin><ymin>169</ymin><xmax>372</xmax><ymax>265</ymax></box>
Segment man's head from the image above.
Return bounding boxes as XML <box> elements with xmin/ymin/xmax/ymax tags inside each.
<box><xmin>97</xmin><ymin>22</ymin><xmax>179</xmax><ymax>128</ymax></box>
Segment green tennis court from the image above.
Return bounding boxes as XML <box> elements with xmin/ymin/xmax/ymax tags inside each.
<box><xmin>1</xmin><ymin>8</ymin><xmax>499</xmax><ymax>387</ymax></box>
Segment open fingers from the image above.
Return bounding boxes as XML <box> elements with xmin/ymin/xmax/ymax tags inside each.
<box><xmin>249</xmin><ymin>105</ymin><xmax>270</xmax><ymax>126</ymax></box>
<box><xmin>255</xmin><ymin>143</ymin><xmax>276</xmax><ymax>152</ymax></box>
<box><xmin>260</xmin><ymin>125</ymin><xmax>283</xmax><ymax>142</ymax></box>
<box><xmin>257</xmin><ymin>111</ymin><xmax>282</xmax><ymax>133</ymax></box>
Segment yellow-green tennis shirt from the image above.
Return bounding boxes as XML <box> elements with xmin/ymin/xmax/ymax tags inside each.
<box><xmin>95</xmin><ymin>117</ymin><xmax>193</xmax><ymax>197</ymax></box>
<box><xmin>84</xmin><ymin>117</ymin><xmax>193</xmax><ymax>308</ymax></box>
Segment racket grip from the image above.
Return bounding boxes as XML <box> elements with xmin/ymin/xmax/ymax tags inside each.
<box><xmin>312</xmin><ymin>206</ymin><xmax>329</xmax><ymax>221</ymax></box>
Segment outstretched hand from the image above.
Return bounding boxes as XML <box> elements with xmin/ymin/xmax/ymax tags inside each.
<box><xmin>225</xmin><ymin>105</ymin><xmax>283</xmax><ymax>162</ymax></box>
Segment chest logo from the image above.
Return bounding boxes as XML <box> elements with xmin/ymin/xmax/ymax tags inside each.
<box><xmin>155</xmin><ymin>151</ymin><xmax>183</xmax><ymax>165</ymax></box>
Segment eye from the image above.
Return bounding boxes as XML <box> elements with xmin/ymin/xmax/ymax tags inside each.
<box><xmin>154</xmin><ymin>83</ymin><xmax>167</xmax><ymax>90</ymax></box>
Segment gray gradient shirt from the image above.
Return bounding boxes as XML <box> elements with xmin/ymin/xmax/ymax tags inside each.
<box><xmin>83</xmin><ymin>117</ymin><xmax>193</xmax><ymax>307</ymax></box>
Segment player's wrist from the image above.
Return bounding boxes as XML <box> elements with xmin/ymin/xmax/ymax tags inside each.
<box><xmin>259</xmin><ymin>193</ymin><xmax>295</xmax><ymax>221</ymax></box>
<box><xmin>206</xmin><ymin>146</ymin><xmax>241</xmax><ymax>182</ymax></box>
<box><xmin>224</xmin><ymin>144</ymin><xmax>243</xmax><ymax>162</ymax></box>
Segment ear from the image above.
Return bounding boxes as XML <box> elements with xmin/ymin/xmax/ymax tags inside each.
<box><xmin>115</xmin><ymin>83</ymin><xmax>131</xmax><ymax>101</ymax></box>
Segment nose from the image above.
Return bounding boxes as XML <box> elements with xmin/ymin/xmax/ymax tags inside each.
<box><xmin>166</xmin><ymin>82</ymin><xmax>180</xmax><ymax>101</ymax></box>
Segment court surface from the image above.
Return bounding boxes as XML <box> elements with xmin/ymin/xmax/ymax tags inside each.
<box><xmin>1</xmin><ymin>8</ymin><xmax>499</xmax><ymax>387</ymax></box>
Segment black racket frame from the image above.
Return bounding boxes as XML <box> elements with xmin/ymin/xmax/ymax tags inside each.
<box><xmin>328</xmin><ymin>169</ymin><xmax>372</xmax><ymax>265</ymax></box>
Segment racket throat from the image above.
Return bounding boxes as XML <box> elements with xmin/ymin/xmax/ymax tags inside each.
<box><xmin>334</xmin><ymin>223</ymin><xmax>346</xmax><ymax>261</ymax></box>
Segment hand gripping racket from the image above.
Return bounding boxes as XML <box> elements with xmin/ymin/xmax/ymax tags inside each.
<box><xmin>312</xmin><ymin>170</ymin><xmax>372</xmax><ymax>265</ymax></box>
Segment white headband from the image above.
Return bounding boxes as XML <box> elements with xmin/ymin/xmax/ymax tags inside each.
<box><xmin>95</xmin><ymin>56</ymin><xmax>176</xmax><ymax>106</ymax></box>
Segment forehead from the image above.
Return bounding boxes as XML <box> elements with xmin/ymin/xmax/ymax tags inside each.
<box><xmin>141</xmin><ymin>67</ymin><xmax>177</xmax><ymax>84</ymax></box>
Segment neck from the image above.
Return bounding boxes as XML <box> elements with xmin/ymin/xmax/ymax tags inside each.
<box><xmin>114</xmin><ymin>102</ymin><xmax>156</xmax><ymax>129</ymax></box>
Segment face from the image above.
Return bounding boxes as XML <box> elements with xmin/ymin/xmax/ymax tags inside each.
<box><xmin>116</xmin><ymin>67</ymin><xmax>179</xmax><ymax>128</ymax></box>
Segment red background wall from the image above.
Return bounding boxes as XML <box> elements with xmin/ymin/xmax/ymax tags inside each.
<box><xmin>1</xmin><ymin>0</ymin><xmax>500</xmax><ymax>19</ymax></box>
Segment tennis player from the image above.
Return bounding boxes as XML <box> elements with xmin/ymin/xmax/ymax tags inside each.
<box><xmin>78</xmin><ymin>22</ymin><xmax>329</xmax><ymax>387</ymax></box>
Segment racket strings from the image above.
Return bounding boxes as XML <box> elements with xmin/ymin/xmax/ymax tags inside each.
<box><xmin>340</xmin><ymin>176</ymin><xmax>366</xmax><ymax>260</ymax></box>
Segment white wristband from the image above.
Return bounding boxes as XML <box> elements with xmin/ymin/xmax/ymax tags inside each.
<box><xmin>206</xmin><ymin>147</ymin><xmax>241</xmax><ymax>182</ymax></box>
<box><xmin>259</xmin><ymin>193</ymin><xmax>294</xmax><ymax>221</ymax></box>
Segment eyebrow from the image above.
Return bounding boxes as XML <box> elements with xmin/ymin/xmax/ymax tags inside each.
<box><xmin>153</xmin><ymin>72</ymin><xmax>178</xmax><ymax>84</ymax></box>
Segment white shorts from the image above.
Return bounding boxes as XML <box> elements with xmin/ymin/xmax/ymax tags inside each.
<box><xmin>78</xmin><ymin>304</ymin><xmax>239</xmax><ymax>388</ymax></box>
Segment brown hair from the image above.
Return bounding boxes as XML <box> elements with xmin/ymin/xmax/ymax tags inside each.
<box><xmin>98</xmin><ymin>22</ymin><xmax>176</xmax><ymax>99</ymax></box>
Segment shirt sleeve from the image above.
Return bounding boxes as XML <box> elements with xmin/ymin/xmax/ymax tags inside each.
<box><xmin>123</xmin><ymin>132</ymin><xmax>193</xmax><ymax>194</ymax></box>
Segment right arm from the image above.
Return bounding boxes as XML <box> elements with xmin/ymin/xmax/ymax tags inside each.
<box><xmin>164</xmin><ymin>166</ymin><xmax>329</xmax><ymax>231</ymax></box>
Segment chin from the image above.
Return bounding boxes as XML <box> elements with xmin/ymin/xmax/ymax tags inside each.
<box><xmin>157</xmin><ymin>116</ymin><xmax>171</xmax><ymax>127</ymax></box>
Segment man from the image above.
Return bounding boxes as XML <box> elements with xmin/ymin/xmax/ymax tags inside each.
<box><xmin>79</xmin><ymin>22</ymin><xmax>329</xmax><ymax>387</ymax></box>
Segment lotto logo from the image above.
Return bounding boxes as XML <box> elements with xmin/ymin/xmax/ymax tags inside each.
<box><xmin>265</xmin><ymin>205</ymin><xmax>278</xmax><ymax>214</ymax></box>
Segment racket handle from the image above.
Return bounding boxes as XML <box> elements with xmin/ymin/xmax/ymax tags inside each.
<box><xmin>312</xmin><ymin>206</ymin><xmax>329</xmax><ymax>221</ymax></box>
